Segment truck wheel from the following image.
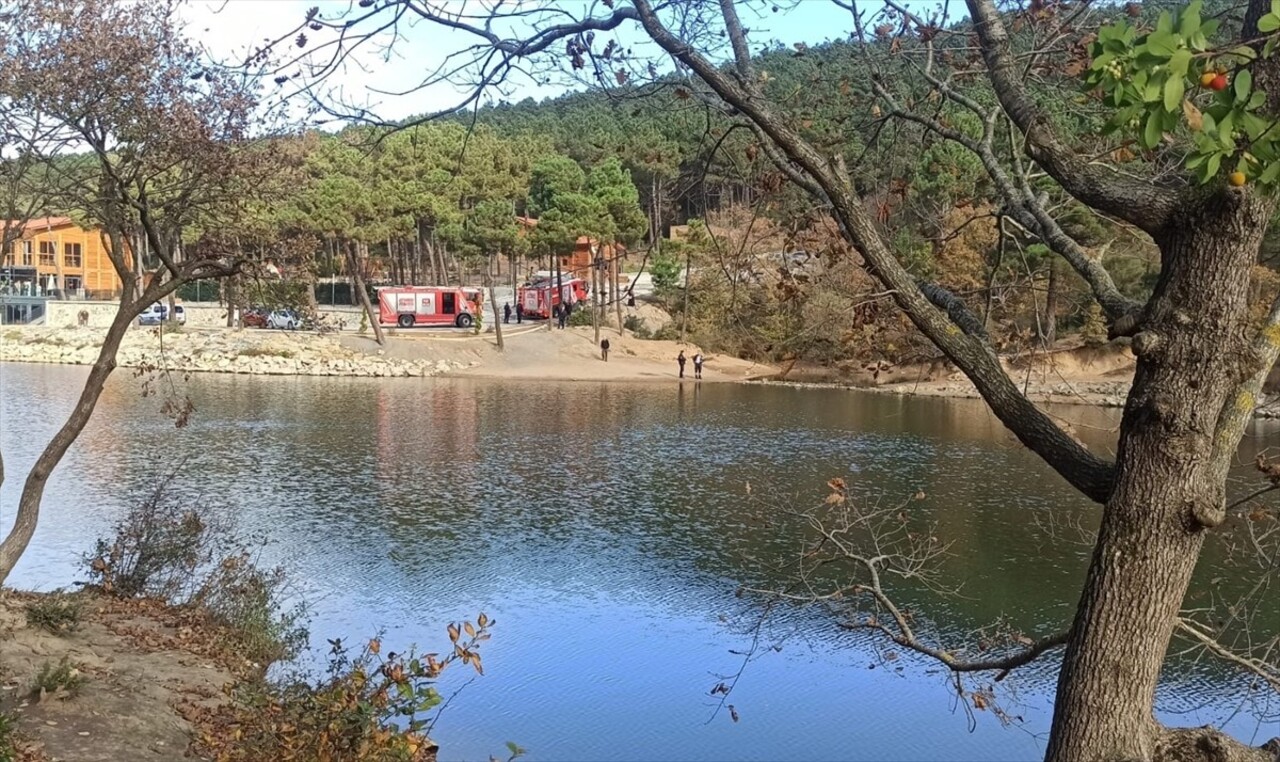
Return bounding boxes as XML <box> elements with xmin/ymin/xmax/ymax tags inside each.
<box><xmin>456</xmin><ymin>313</ymin><xmax>473</xmax><ymax>328</ymax></box>
<box><xmin>398</xmin><ymin>314</ymin><xmax>414</xmax><ymax>328</ymax></box>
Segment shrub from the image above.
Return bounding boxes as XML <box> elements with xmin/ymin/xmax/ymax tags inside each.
<box><xmin>623</xmin><ymin>314</ymin><xmax>651</xmax><ymax>339</ymax></box>
<box><xmin>567</xmin><ymin>306</ymin><xmax>594</xmax><ymax>327</ymax></box>
<box><xmin>25</xmin><ymin>590</ymin><xmax>84</xmax><ymax>635</ymax></box>
<box><xmin>84</xmin><ymin>470</ymin><xmax>308</xmax><ymax>669</ymax></box>
<box><xmin>185</xmin><ymin>616</ymin><xmax>493</xmax><ymax>762</ymax></box>
<box><xmin>0</xmin><ymin>711</ymin><xmax>16</xmax><ymax>762</ymax></box>
<box><xmin>190</xmin><ymin>553</ymin><xmax>307</xmax><ymax>667</ymax></box>
<box><xmin>30</xmin><ymin>656</ymin><xmax>83</xmax><ymax>700</ymax></box>
<box><xmin>1080</xmin><ymin>302</ymin><xmax>1109</xmax><ymax>347</ymax></box>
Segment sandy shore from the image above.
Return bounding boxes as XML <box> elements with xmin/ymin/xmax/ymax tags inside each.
<box><xmin>0</xmin><ymin>323</ymin><xmax>774</xmax><ymax>384</ymax></box>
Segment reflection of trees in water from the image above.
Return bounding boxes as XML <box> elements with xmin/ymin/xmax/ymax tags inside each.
<box><xmin>10</xmin><ymin>366</ymin><xmax>1274</xmax><ymax>728</ymax></box>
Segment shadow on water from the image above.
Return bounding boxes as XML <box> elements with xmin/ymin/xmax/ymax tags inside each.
<box><xmin>1</xmin><ymin>364</ymin><xmax>1275</xmax><ymax>761</ymax></box>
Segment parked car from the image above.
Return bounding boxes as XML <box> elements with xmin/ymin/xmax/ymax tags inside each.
<box><xmin>241</xmin><ymin>308</ymin><xmax>268</xmax><ymax>328</ymax></box>
<box><xmin>137</xmin><ymin>303</ymin><xmax>165</xmax><ymax>326</ymax></box>
<box><xmin>137</xmin><ymin>302</ymin><xmax>186</xmax><ymax>326</ymax></box>
<box><xmin>267</xmin><ymin>309</ymin><xmax>302</xmax><ymax>330</ymax></box>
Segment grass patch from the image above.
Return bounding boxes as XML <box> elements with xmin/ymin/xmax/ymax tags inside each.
<box><xmin>29</xmin><ymin>656</ymin><xmax>83</xmax><ymax>701</ymax></box>
<box><xmin>25</xmin><ymin>590</ymin><xmax>84</xmax><ymax>635</ymax></box>
<box><xmin>237</xmin><ymin>346</ymin><xmax>296</xmax><ymax>359</ymax></box>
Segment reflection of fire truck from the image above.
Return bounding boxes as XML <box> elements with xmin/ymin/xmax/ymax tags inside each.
<box><xmin>377</xmin><ymin>286</ymin><xmax>483</xmax><ymax>328</ymax></box>
<box><xmin>517</xmin><ymin>276</ymin><xmax>588</xmax><ymax>319</ymax></box>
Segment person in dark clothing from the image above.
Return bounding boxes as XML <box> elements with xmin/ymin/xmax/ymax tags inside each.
<box><xmin>693</xmin><ymin>352</ymin><xmax>704</xmax><ymax>379</ymax></box>
<box><xmin>503</xmin><ymin>302</ymin><xmax>511</xmax><ymax>324</ymax></box>
<box><xmin>556</xmin><ymin>303</ymin><xmax>566</xmax><ymax>329</ymax></box>
<box><xmin>600</xmin><ymin>337</ymin><xmax>610</xmax><ymax>362</ymax></box>
<box><xmin>627</xmin><ymin>293</ymin><xmax>636</xmax><ymax>307</ymax></box>
<box><xmin>677</xmin><ymin>350</ymin><xmax>686</xmax><ymax>378</ymax></box>
<box><xmin>515</xmin><ymin>302</ymin><xmax>524</xmax><ymax>323</ymax></box>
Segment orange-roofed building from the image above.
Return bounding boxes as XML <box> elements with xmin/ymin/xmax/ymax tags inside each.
<box><xmin>1</xmin><ymin>217</ymin><xmax>126</xmax><ymax>298</ymax></box>
<box><xmin>514</xmin><ymin>216</ymin><xmax>625</xmax><ymax>279</ymax></box>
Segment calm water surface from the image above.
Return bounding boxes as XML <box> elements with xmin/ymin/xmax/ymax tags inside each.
<box><xmin>1</xmin><ymin>364</ymin><xmax>1274</xmax><ymax>761</ymax></box>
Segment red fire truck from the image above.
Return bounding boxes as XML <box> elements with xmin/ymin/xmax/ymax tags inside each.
<box><xmin>517</xmin><ymin>277</ymin><xmax>588</xmax><ymax>319</ymax></box>
<box><xmin>377</xmin><ymin>286</ymin><xmax>482</xmax><ymax>328</ymax></box>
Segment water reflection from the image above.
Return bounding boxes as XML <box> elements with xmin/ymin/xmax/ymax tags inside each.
<box><xmin>0</xmin><ymin>364</ymin><xmax>1273</xmax><ymax>761</ymax></box>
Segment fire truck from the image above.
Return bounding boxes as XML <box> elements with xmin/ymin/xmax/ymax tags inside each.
<box><xmin>517</xmin><ymin>276</ymin><xmax>588</xmax><ymax>319</ymax></box>
<box><xmin>377</xmin><ymin>286</ymin><xmax>483</xmax><ymax>328</ymax></box>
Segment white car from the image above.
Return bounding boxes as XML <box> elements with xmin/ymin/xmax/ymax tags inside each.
<box><xmin>266</xmin><ymin>309</ymin><xmax>302</xmax><ymax>330</ymax></box>
<box><xmin>138</xmin><ymin>303</ymin><xmax>185</xmax><ymax>325</ymax></box>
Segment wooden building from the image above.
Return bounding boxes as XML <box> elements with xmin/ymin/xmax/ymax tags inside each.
<box><xmin>1</xmin><ymin>217</ymin><xmax>125</xmax><ymax>299</ymax></box>
<box><xmin>515</xmin><ymin>216</ymin><xmax>625</xmax><ymax>279</ymax></box>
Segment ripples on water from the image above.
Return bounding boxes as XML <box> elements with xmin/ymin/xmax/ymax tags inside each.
<box><xmin>1</xmin><ymin>365</ymin><xmax>1275</xmax><ymax>761</ymax></box>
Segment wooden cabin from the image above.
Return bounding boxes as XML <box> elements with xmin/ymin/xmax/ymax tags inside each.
<box><xmin>1</xmin><ymin>217</ymin><xmax>126</xmax><ymax>299</ymax></box>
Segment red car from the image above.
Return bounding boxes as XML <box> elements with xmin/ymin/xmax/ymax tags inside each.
<box><xmin>241</xmin><ymin>308</ymin><xmax>268</xmax><ymax>328</ymax></box>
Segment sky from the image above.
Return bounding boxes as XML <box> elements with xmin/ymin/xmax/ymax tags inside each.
<box><xmin>183</xmin><ymin>0</ymin><xmax>873</xmax><ymax>125</ymax></box>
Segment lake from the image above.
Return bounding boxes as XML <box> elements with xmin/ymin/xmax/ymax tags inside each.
<box><xmin>1</xmin><ymin>363</ymin><xmax>1273</xmax><ymax>761</ymax></box>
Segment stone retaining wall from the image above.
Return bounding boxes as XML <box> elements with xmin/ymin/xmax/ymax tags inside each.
<box><xmin>0</xmin><ymin>325</ymin><xmax>467</xmax><ymax>378</ymax></box>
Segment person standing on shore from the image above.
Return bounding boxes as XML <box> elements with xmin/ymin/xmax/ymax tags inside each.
<box><xmin>677</xmin><ymin>350</ymin><xmax>686</xmax><ymax>378</ymax></box>
<box><xmin>515</xmin><ymin>301</ymin><xmax>524</xmax><ymax>324</ymax></box>
<box><xmin>503</xmin><ymin>302</ymin><xmax>512</xmax><ymax>324</ymax></box>
<box><xmin>693</xmin><ymin>352</ymin><xmax>704</xmax><ymax>380</ymax></box>
<box><xmin>600</xmin><ymin>337</ymin><xmax>610</xmax><ymax>362</ymax></box>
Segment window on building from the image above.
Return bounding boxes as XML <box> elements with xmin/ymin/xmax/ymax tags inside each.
<box><xmin>64</xmin><ymin>276</ymin><xmax>82</xmax><ymax>292</ymax></box>
<box><xmin>38</xmin><ymin>241</ymin><xmax>55</xmax><ymax>266</ymax></box>
<box><xmin>21</xmin><ymin>241</ymin><xmax>32</xmax><ymax>266</ymax></box>
<box><xmin>64</xmin><ymin>242</ymin><xmax>82</xmax><ymax>268</ymax></box>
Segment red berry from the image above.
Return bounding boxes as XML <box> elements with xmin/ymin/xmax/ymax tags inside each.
<box><xmin>1210</xmin><ymin>74</ymin><xmax>1229</xmax><ymax>91</ymax></box>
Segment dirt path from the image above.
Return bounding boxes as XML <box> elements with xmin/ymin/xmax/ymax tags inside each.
<box><xmin>0</xmin><ymin>591</ymin><xmax>236</xmax><ymax>762</ymax></box>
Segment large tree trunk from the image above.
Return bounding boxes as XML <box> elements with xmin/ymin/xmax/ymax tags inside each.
<box><xmin>1046</xmin><ymin>200</ymin><xmax>1268</xmax><ymax>762</ymax></box>
<box><xmin>348</xmin><ymin>241</ymin><xmax>384</xmax><ymax>345</ymax></box>
<box><xmin>0</xmin><ymin>281</ymin><xmax>175</xmax><ymax>583</ymax></box>
<box><xmin>486</xmin><ymin>271</ymin><xmax>503</xmax><ymax>352</ymax></box>
<box><xmin>614</xmin><ymin>248</ymin><xmax>623</xmax><ymax>336</ymax></box>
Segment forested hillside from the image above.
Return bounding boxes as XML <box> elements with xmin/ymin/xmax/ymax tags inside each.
<box><xmin>186</xmin><ymin>2</ymin><xmax>1279</xmax><ymax>370</ymax></box>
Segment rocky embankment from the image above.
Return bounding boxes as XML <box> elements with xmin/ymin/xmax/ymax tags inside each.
<box><xmin>0</xmin><ymin>326</ymin><xmax>472</xmax><ymax>378</ymax></box>
<box><xmin>873</xmin><ymin>378</ymin><xmax>1133</xmax><ymax>408</ymax></box>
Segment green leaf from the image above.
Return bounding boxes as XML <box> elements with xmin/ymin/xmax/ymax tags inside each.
<box><xmin>1186</xmin><ymin>152</ymin><xmax>1208</xmax><ymax>169</ymax></box>
<box><xmin>1259</xmin><ymin>13</ymin><xmax>1280</xmax><ymax>32</ymax></box>
<box><xmin>1228</xmin><ymin>45</ymin><xmax>1258</xmax><ymax>61</ymax></box>
<box><xmin>1235</xmin><ymin>70</ymin><xmax>1253</xmax><ymax>105</ymax></box>
<box><xmin>1144</xmin><ymin>109</ymin><xmax>1164</xmax><ymax>149</ymax></box>
<box><xmin>1145</xmin><ymin>30</ymin><xmax>1178</xmax><ymax>58</ymax></box>
<box><xmin>1156</xmin><ymin>10</ymin><xmax>1173</xmax><ymax>34</ymax></box>
<box><xmin>1143</xmin><ymin>75</ymin><xmax>1162</xmax><ymax>103</ymax></box>
<box><xmin>1250</xmin><ymin>91</ymin><xmax>1267</xmax><ymax>110</ymax></box>
<box><xmin>1206</xmin><ymin>152</ymin><xmax>1222</xmax><ymax>181</ymax></box>
<box><xmin>1243</xmin><ymin>112</ymin><xmax>1270</xmax><ymax>140</ymax></box>
<box><xmin>1272</xmin><ymin>0</ymin><xmax>1280</xmax><ymax>20</ymax></box>
<box><xmin>1219</xmin><ymin>111</ymin><xmax>1236</xmax><ymax>149</ymax></box>
<box><xmin>1260</xmin><ymin>160</ymin><xmax>1280</xmax><ymax>184</ymax></box>
<box><xmin>1201</xmin><ymin>18</ymin><xmax>1220</xmax><ymax>37</ymax></box>
<box><xmin>1180</xmin><ymin>1</ymin><xmax>1202</xmax><ymax>36</ymax></box>
<box><xmin>1169</xmin><ymin>48</ymin><xmax>1192</xmax><ymax>78</ymax></box>
<box><xmin>1164</xmin><ymin>74</ymin><xmax>1186</xmax><ymax>112</ymax></box>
